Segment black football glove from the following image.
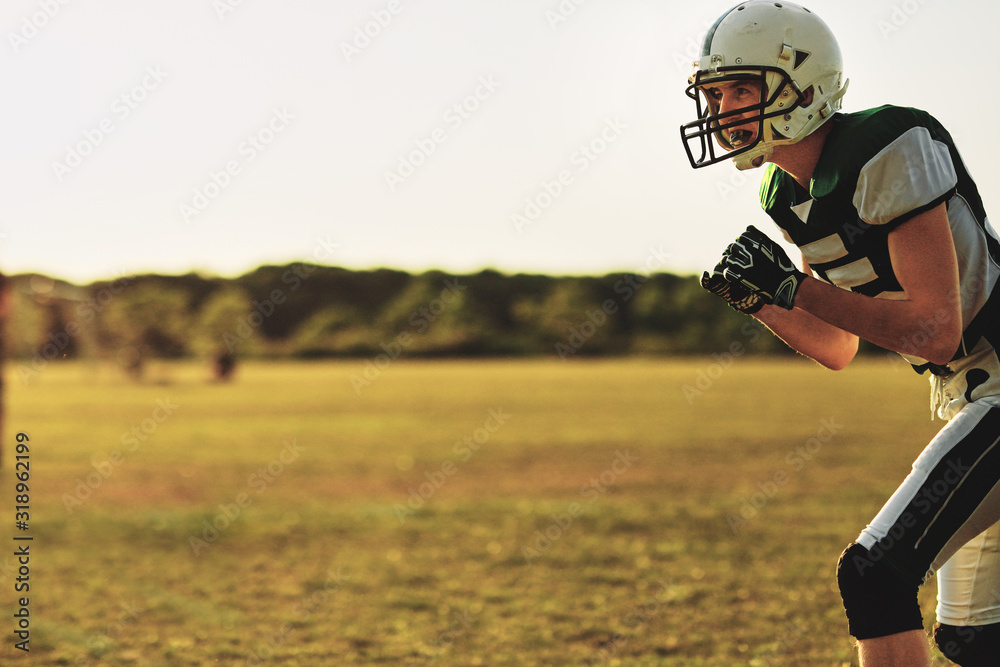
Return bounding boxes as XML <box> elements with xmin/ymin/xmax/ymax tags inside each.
<box><xmin>721</xmin><ymin>225</ymin><xmax>806</xmax><ymax>310</ymax></box>
<box><xmin>700</xmin><ymin>260</ymin><xmax>764</xmax><ymax>314</ymax></box>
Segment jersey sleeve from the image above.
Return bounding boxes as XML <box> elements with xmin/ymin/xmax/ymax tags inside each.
<box><xmin>852</xmin><ymin>124</ymin><xmax>958</xmax><ymax>226</ymax></box>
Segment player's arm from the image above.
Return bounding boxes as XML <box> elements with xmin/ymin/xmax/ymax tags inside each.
<box><xmin>703</xmin><ymin>239</ymin><xmax>860</xmax><ymax>369</ymax></box>
<box><xmin>721</xmin><ymin>203</ymin><xmax>962</xmax><ymax>367</ymax></box>
<box><xmin>751</xmin><ymin>258</ymin><xmax>860</xmax><ymax>370</ymax></box>
<box><xmin>792</xmin><ymin>203</ymin><xmax>962</xmax><ymax>364</ymax></box>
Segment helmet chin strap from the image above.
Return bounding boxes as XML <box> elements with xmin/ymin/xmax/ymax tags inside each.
<box><xmin>732</xmin><ymin>144</ymin><xmax>772</xmax><ymax>171</ymax></box>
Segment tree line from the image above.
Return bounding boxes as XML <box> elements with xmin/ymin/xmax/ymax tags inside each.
<box><xmin>11</xmin><ymin>262</ymin><xmax>849</xmax><ymax>368</ymax></box>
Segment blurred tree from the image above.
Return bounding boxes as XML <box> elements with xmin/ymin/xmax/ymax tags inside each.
<box><xmin>513</xmin><ymin>277</ymin><xmax>621</xmax><ymax>359</ymax></box>
<box><xmin>8</xmin><ymin>286</ymin><xmax>48</xmax><ymax>359</ymax></box>
<box><xmin>190</xmin><ymin>286</ymin><xmax>254</xmax><ymax>358</ymax></box>
<box><xmin>98</xmin><ymin>283</ymin><xmax>193</xmax><ymax>370</ymax></box>
<box><xmin>372</xmin><ymin>271</ymin><xmax>489</xmax><ymax>355</ymax></box>
<box><xmin>234</xmin><ymin>265</ymin><xmax>412</xmax><ymax>341</ymax></box>
<box><xmin>289</xmin><ymin>304</ymin><xmax>372</xmax><ymax>358</ymax></box>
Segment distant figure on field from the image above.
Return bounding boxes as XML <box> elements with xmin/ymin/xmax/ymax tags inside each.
<box><xmin>118</xmin><ymin>345</ymin><xmax>145</xmax><ymax>383</ymax></box>
<box><xmin>212</xmin><ymin>350</ymin><xmax>236</xmax><ymax>383</ymax></box>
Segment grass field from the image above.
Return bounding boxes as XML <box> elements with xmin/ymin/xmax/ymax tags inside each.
<box><xmin>0</xmin><ymin>356</ymin><xmax>961</xmax><ymax>665</ymax></box>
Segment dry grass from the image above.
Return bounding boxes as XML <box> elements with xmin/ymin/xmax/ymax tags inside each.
<box><xmin>0</xmin><ymin>357</ymin><xmax>956</xmax><ymax>665</ymax></box>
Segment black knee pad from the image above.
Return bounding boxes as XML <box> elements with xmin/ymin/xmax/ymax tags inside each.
<box><xmin>836</xmin><ymin>542</ymin><xmax>924</xmax><ymax>640</ymax></box>
<box><xmin>934</xmin><ymin>622</ymin><xmax>1000</xmax><ymax>666</ymax></box>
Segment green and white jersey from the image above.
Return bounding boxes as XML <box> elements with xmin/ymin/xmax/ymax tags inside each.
<box><xmin>760</xmin><ymin>105</ymin><xmax>1000</xmax><ymax>419</ymax></box>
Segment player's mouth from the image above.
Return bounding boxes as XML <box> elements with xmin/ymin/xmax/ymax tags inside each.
<box><xmin>728</xmin><ymin>128</ymin><xmax>755</xmax><ymax>148</ymax></box>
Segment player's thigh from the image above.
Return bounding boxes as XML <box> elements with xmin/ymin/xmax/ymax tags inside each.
<box><xmin>937</xmin><ymin>521</ymin><xmax>1000</xmax><ymax>626</ymax></box>
<box><xmin>857</xmin><ymin>399</ymin><xmax>1000</xmax><ymax>584</ymax></box>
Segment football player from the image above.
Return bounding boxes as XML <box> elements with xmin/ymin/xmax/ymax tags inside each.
<box><xmin>682</xmin><ymin>2</ymin><xmax>1000</xmax><ymax>666</ymax></box>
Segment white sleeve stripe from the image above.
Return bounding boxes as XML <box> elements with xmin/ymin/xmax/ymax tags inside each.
<box><xmin>874</xmin><ymin>290</ymin><xmax>908</xmax><ymax>301</ymax></box>
<box><xmin>825</xmin><ymin>257</ymin><xmax>877</xmax><ymax>288</ymax></box>
<box><xmin>800</xmin><ymin>233</ymin><xmax>849</xmax><ymax>265</ymax></box>
<box><xmin>853</xmin><ymin>126</ymin><xmax>958</xmax><ymax>226</ymax></box>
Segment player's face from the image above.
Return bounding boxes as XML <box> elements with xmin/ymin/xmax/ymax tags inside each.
<box><xmin>699</xmin><ymin>78</ymin><xmax>765</xmax><ymax>151</ymax></box>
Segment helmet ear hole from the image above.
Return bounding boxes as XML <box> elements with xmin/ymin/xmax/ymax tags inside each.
<box><xmin>801</xmin><ymin>86</ymin><xmax>815</xmax><ymax>107</ymax></box>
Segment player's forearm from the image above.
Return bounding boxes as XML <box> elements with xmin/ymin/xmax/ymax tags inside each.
<box><xmin>754</xmin><ymin>303</ymin><xmax>859</xmax><ymax>370</ymax></box>
<box><xmin>793</xmin><ymin>276</ymin><xmax>961</xmax><ymax>364</ymax></box>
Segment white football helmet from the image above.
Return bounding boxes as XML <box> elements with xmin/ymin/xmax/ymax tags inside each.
<box><xmin>680</xmin><ymin>1</ymin><xmax>848</xmax><ymax>170</ymax></box>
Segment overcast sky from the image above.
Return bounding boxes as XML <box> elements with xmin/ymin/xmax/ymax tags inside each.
<box><xmin>4</xmin><ymin>0</ymin><xmax>996</xmax><ymax>283</ymax></box>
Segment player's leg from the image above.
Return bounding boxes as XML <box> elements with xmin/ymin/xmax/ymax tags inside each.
<box><xmin>837</xmin><ymin>400</ymin><xmax>1000</xmax><ymax>667</ymax></box>
<box><xmin>837</xmin><ymin>543</ymin><xmax>930</xmax><ymax>666</ymax></box>
<box><xmin>933</xmin><ymin>521</ymin><xmax>1000</xmax><ymax>666</ymax></box>
<box><xmin>934</xmin><ymin>622</ymin><xmax>1000</xmax><ymax>666</ymax></box>
<box><xmin>857</xmin><ymin>630</ymin><xmax>930</xmax><ymax>667</ymax></box>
